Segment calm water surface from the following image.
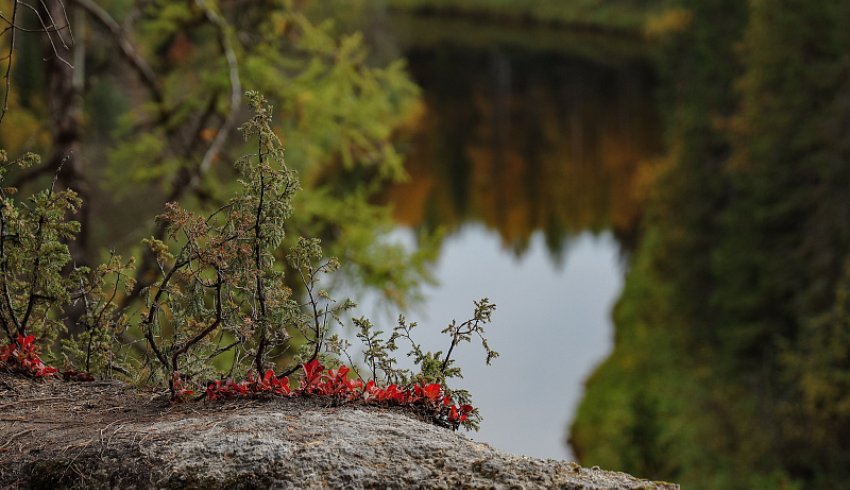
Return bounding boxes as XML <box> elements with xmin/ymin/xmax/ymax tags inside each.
<box><xmin>365</xmin><ymin>227</ymin><xmax>622</xmax><ymax>460</ymax></box>
<box><xmin>368</xmin><ymin>40</ymin><xmax>660</xmax><ymax>460</ymax></box>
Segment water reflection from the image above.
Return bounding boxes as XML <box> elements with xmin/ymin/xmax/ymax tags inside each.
<box><xmin>359</xmin><ymin>228</ymin><xmax>622</xmax><ymax>460</ymax></box>
<box><xmin>386</xmin><ymin>46</ymin><xmax>662</xmax><ymax>261</ymax></box>
<box><xmin>376</xmin><ymin>44</ymin><xmax>662</xmax><ymax>459</ymax></box>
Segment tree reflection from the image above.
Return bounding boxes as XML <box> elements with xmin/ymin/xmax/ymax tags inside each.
<box><xmin>385</xmin><ymin>47</ymin><xmax>662</xmax><ymax>261</ymax></box>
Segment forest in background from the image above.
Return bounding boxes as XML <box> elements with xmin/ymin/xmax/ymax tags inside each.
<box><xmin>571</xmin><ymin>1</ymin><xmax>850</xmax><ymax>488</ymax></box>
<box><xmin>386</xmin><ymin>0</ymin><xmax>664</xmax><ymax>32</ymax></box>
<box><xmin>0</xmin><ymin>0</ymin><xmax>435</xmax><ymax>320</ymax></box>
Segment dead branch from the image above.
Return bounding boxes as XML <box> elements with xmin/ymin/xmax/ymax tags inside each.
<box><xmin>123</xmin><ymin>1</ymin><xmax>243</xmax><ymax>313</ymax></box>
<box><xmin>0</xmin><ymin>0</ymin><xmax>20</xmax><ymax>125</ymax></box>
<box><xmin>194</xmin><ymin>0</ymin><xmax>242</xmax><ymax>185</ymax></box>
<box><xmin>67</xmin><ymin>0</ymin><xmax>162</xmax><ymax>104</ymax></box>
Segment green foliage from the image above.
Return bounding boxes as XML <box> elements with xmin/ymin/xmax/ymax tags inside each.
<box><xmin>386</xmin><ymin>0</ymin><xmax>664</xmax><ymax>33</ymax></box>
<box><xmin>61</xmin><ymin>252</ymin><xmax>136</xmax><ymax>375</ymax></box>
<box><xmin>572</xmin><ymin>0</ymin><xmax>850</xmax><ymax>488</ymax></box>
<box><xmin>782</xmin><ymin>263</ymin><xmax>850</xmax><ymax>487</ymax></box>
<box><xmin>0</xmin><ymin>150</ymin><xmax>134</xmax><ymax>377</ymax></box>
<box><xmin>330</xmin><ymin>297</ymin><xmax>496</xmax><ymax>429</ymax></box>
<box><xmin>139</xmin><ymin>92</ymin><xmax>336</xmax><ymax>385</ymax></box>
<box><xmin>3</xmin><ymin>0</ymin><xmax>427</xmax><ymax>314</ymax></box>
<box><xmin>0</xmin><ymin>0</ymin><xmax>496</xmax><ymax>429</ymax></box>
<box><xmin>0</xmin><ymin>93</ymin><xmax>497</xmax><ymax>425</ymax></box>
<box><xmin>0</xmin><ymin>151</ymin><xmax>80</xmax><ymax>344</ymax></box>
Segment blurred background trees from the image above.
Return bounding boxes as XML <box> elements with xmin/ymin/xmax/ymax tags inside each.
<box><xmin>572</xmin><ymin>0</ymin><xmax>850</xmax><ymax>488</ymax></box>
<box><xmin>0</xmin><ymin>0</ymin><xmax>429</xmax><ymax>324</ymax></box>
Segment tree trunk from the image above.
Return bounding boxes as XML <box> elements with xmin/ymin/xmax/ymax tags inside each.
<box><xmin>42</xmin><ymin>1</ymin><xmax>89</xmax><ymax>331</ymax></box>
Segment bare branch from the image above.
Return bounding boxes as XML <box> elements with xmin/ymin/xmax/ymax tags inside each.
<box><xmin>253</xmin><ymin>144</ymin><xmax>268</xmax><ymax>373</ymax></box>
<box><xmin>122</xmin><ymin>0</ymin><xmax>245</xmax><ymax>312</ymax></box>
<box><xmin>194</xmin><ymin>0</ymin><xmax>242</xmax><ymax>185</ymax></box>
<box><xmin>67</xmin><ymin>0</ymin><xmax>161</xmax><ymax>104</ymax></box>
<box><xmin>38</xmin><ymin>0</ymin><xmax>69</xmax><ymax>48</ymax></box>
<box><xmin>171</xmin><ymin>273</ymin><xmax>224</xmax><ymax>373</ymax></box>
<box><xmin>142</xmin><ymin>249</ymin><xmax>191</xmax><ymax>371</ymax></box>
<box><xmin>0</xmin><ymin>0</ymin><xmax>20</xmax><ymax>126</ymax></box>
<box><xmin>0</xmin><ymin>12</ymin><xmax>69</xmax><ymax>32</ymax></box>
<box><xmin>17</xmin><ymin>1</ymin><xmax>73</xmax><ymax>68</ymax></box>
<box><xmin>54</xmin><ymin>0</ymin><xmax>73</xmax><ymax>44</ymax></box>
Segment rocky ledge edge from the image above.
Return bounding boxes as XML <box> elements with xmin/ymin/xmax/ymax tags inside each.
<box><xmin>0</xmin><ymin>374</ymin><xmax>677</xmax><ymax>489</ymax></box>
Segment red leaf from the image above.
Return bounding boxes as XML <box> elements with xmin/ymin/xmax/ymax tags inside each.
<box><xmin>422</xmin><ymin>383</ymin><xmax>442</xmax><ymax>402</ymax></box>
<box><xmin>301</xmin><ymin>359</ymin><xmax>325</xmax><ymax>389</ymax></box>
<box><xmin>17</xmin><ymin>334</ymin><xmax>35</xmax><ymax>348</ymax></box>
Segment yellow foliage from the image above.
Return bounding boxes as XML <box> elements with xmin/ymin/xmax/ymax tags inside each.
<box><xmin>0</xmin><ymin>97</ymin><xmax>50</xmax><ymax>155</ymax></box>
<box><xmin>643</xmin><ymin>8</ymin><xmax>693</xmax><ymax>40</ymax></box>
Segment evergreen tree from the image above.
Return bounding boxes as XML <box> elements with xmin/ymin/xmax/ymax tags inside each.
<box><xmin>0</xmin><ymin>0</ymin><xmax>427</xmax><ymax>324</ymax></box>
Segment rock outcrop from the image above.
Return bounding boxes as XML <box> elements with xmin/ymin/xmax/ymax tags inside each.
<box><xmin>0</xmin><ymin>374</ymin><xmax>677</xmax><ymax>489</ymax></box>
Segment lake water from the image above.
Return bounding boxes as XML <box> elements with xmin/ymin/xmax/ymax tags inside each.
<box><xmin>419</xmin><ymin>228</ymin><xmax>620</xmax><ymax>460</ymax></box>
<box><xmin>362</xmin><ymin>36</ymin><xmax>662</xmax><ymax>460</ymax></box>
<box><xmin>361</xmin><ymin>227</ymin><xmax>623</xmax><ymax>460</ymax></box>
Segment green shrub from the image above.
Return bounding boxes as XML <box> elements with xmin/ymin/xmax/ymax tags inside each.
<box><xmin>0</xmin><ymin>92</ymin><xmax>496</xmax><ymax>430</ymax></box>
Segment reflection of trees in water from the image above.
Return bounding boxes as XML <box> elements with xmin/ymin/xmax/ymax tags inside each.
<box><xmin>385</xmin><ymin>47</ymin><xmax>662</xmax><ymax>261</ymax></box>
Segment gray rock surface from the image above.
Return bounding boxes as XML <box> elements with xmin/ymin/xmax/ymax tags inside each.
<box><xmin>0</xmin><ymin>374</ymin><xmax>678</xmax><ymax>489</ymax></box>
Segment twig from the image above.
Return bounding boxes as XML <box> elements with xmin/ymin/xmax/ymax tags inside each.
<box><xmin>170</xmin><ymin>273</ymin><xmax>224</xmax><ymax>373</ymax></box>
<box><xmin>0</xmin><ymin>0</ymin><xmax>20</xmax><ymax>126</ymax></box>
<box><xmin>141</xmin><ymin>250</ymin><xmax>191</xmax><ymax>370</ymax></box>
<box><xmin>0</xmin><ymin>396</ymin><xmax>63</xmax><ymax>410</ymax></box>
<box><xmin>194</xmin><ymin>0</ymin><xmax>242</xmax><ymax>186</ymax></box>
<box><xmin>38</xmin><ymin>0</ymin><xmax>69</xmax><ymax>48</ymax></box>
<box><xmin>0</xmin><ymin>428</ymin><xmax>35</xmax><ymax>449</ymax></box>
<box><xmin>253</xmin><ymin>150</ymin><xmax>268</xmax><ymax>373</ymax></box>
<box><xmin>67</xmin><ymin>0</ymin><xmax>161</xmax><ymax>104</ymax></box>
<box><xmin>16</xmin><ymin>1</ymin><xmax>73</xmax><ymax>68</ymax></box>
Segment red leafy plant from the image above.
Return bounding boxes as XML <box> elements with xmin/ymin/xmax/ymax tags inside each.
<box><xmin>0</xmin><ymin>95</ymin><xmax>497</xmax><ymax>432</ymax></box>
<box><xmin>0</xmin><ymin>335</ymin><xmax>96</xmax><ymax>381</ymax></box>
<box><xmin>132</xmin><ymin>94</ymin><xmax>497</xmax><ymax>430</ymax></box>
<box><xmin>199</xmin><ymin>358</ymin><xmax>475</xmax><ymax>429</ymax></box>
<box><xmin>0</xmin><ymin>151</ymin><xmax>127</xmax><ymax>381</ymax></box>
<box><xmin>0</xmin><ymin>334</ymin><xmax>59</xmax><ymax>378</ymax></box>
